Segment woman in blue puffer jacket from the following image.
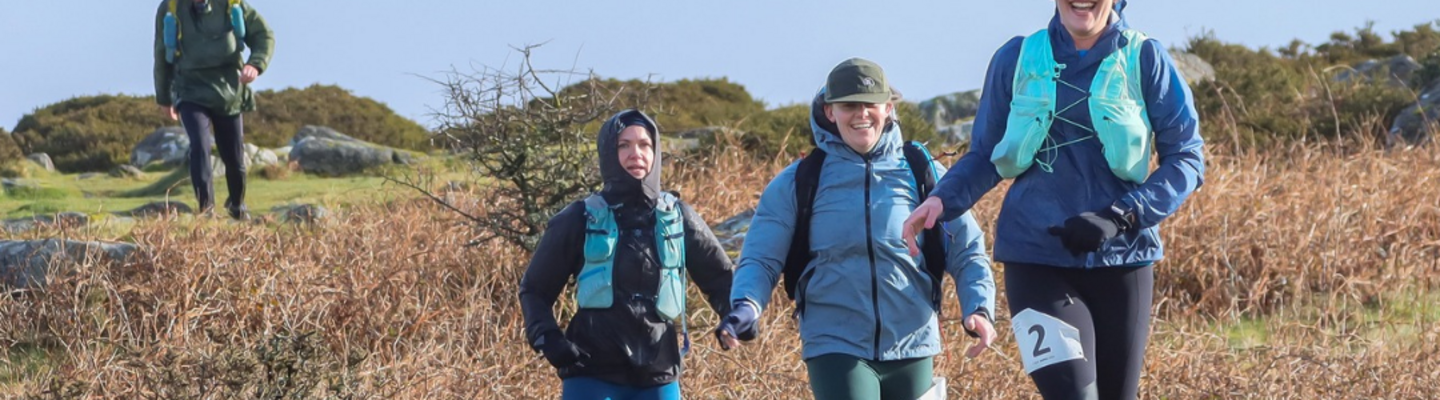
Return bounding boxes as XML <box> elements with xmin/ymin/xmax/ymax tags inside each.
<box><xmin>717</xmin><ymin>58</ymin><xmax>997</xmax><ymax>400</ymax></box>
<box><xmin>904</xmin><ymin>1</ymin><xmax>1206</xmax><ymax>398</ymax></box>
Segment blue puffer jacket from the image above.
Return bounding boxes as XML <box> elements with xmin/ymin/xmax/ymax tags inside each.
<box><xmin>731</xmin><ymin>90</ymin><xmax>995</xmax><ymax>362</ymax></box>
<box><xmin>932</xmin><ymin>0</ymin><xmax>1205</xmax><ymax>268</ymax></box>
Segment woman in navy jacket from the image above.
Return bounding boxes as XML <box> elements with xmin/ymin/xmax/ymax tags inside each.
<box><xmin>905</xmin><ymin>1</ymin><xmax>1205</xmax><ymax>398</ymax></box>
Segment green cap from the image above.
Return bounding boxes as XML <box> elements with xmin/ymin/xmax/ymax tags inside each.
<box><xmin>824</xmin><ymin>58</ymin><xmax>891</xmax><ymax>104</ymax></box>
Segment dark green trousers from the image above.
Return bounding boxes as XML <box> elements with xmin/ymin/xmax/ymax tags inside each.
<box><xmin>805</xmin><ymin>354</ymin><xmax>934</xmax><ymax>400</ymax></box>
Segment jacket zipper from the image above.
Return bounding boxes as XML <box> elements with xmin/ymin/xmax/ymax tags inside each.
<box><xmin>863</xmin><ymin>158</ymin><xmax>882</xmax><ymax>360</ymax></box>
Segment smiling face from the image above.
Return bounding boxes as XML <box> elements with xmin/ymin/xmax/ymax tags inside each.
<box><xmin>1056</xmin><ymin>0</ymin><xmax>1115</xmax><ymax>49</ymax></box>
<box><xmin>616</xmin><ymin>125</ymin><xmax>654</xmax><ymax>179</ymax></box>
<box><xmin>824</xmin><ymin>101</ymin><xmax>894</xmax><ymax>155</ymax></box>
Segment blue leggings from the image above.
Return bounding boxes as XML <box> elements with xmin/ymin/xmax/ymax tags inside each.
<box><xmin>561</xmin><ymin>377</ymin><xmax>681</xmax><ymax>400</ymax></box>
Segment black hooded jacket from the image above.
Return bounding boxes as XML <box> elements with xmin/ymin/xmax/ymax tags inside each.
<box><xmin>518</xmin><ymin>109</ymin><xmax>734</xmax><ymax>387</ymax></box>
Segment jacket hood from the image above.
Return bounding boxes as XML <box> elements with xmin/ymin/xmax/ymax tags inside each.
<box><xmin>597</xmin><ymin>109</ymin><xmax>662</xmax><ymax>205</ymax></box>
<box><xmin>807</xmin><ymin>88</ymin><xmax>904</xmax><ymax>160</ymax></box>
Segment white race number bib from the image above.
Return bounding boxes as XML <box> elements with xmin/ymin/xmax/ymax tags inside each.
<box><xmin>1011</xmin><ymin>308</ymin><xmax>1085</xmax><ymax>374</ymax></box>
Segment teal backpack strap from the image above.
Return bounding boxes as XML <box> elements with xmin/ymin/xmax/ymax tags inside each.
<box><xmin>163</xmin><ymin>0</ymin><xmax>180</xmax><ymax>63</ymax></box>
<box><xmin>577</xmin><ymin>195</ymin><xmax>617</xmax><ymax>309</ymax></box>
<box><xmin>653</xmin><ymin>192</ymin><xmax>691</xmax><ymax>355</ymax></box>
<box><xmin>992</xmin><ymin>29</ymin><xmax>1059</xmax><ymax>179</ymax></box>
<box><xmin>1089</xmin><ymin>29</ymin><xmax>1155</xmax><ymax>183</ymax></box>
<box><xmin>228</xmin><ymin>0</ymin><xmax>246</xmax><ymax>50</ymax></box>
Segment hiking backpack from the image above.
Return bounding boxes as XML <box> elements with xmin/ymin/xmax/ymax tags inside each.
<box><xmin>163</xmin><ymin>0</ymin><xmax>247</xmax><ymax>64</ymax></box>
<box><xmin>783</xmin><ymin>141</ymin><xmax>951</xmax><ymax>315</ymax></box>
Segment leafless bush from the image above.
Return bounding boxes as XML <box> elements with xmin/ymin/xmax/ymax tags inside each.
<box><xmin>401</xmin><ymin>45</ymin><xmax>652</xmax><ymax>251</ymax></box>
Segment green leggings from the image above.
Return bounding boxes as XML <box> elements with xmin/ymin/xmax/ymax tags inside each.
<box><xmin>805</xmin><ymin>354</ymin><xmax>934</xmax><ymax>400</ymax></box>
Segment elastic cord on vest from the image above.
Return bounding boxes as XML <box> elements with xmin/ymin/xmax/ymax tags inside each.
<box><xmin>1035</xmin><ymin>75</ymin><xmax>1098</xmax><ymax>174</ymax></box>
<box><xmin>992</xmin><ymin>29</ymin><xmax>1155</xmax><ymax>183</ymax></box>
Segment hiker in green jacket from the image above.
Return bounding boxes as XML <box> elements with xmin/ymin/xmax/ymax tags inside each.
<box><xmin>152</xmin><ymin>0</ymin><xmax>274</xmax><ymax>219</ymax></box>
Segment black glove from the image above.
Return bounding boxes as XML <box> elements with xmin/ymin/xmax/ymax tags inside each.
<box><xmin>535</xmin><ymin>330</ymin><xmax>589</xmax><ymax>369</ymax></box>
<box><xmin>1047</xmin><ymin>207</ymin><xmax>1131</xmax><ymax>256</ymax></box>
<box><xmin>714</xmin><ymin>301</ymin><xmax>760</xmax><ymax>349</ymax></box>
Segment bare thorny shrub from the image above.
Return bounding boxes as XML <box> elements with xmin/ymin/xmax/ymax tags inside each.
<box><xmin>396</xmin><ymin>45</ymin><xmax>652</xmax><ymax>252</ymax></box>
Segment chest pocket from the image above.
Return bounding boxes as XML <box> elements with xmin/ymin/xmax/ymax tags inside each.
<box><xmin>653</xmin><ymin>200</ymin><xmax>687</xmax><ymax>322</ymax></box>
<box><xmin>1091</xmin><ymin>97</ymin><xmax>1152</xmax><ymax>182</ymax></box>
<box><xmin>994</xmin><ymin>94</ymin><xmax>1054</xmax><ymax>178</ymax></box>
<box><xmin>578</xmin><ymin>197</ymin><xmax>618</xmax><ymax>309</ymax></box>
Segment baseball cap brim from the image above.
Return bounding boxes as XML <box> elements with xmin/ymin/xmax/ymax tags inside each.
<box><xmin>824</xmin><ymin>91</ymin><xmax>891</xmax><ymax>104</ymax></box>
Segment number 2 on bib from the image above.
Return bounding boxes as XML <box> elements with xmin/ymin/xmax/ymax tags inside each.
<box><xmin>1011</xmin><ymin>308</ymin><xmax>1085</xmax><ymax>374</ymax></box>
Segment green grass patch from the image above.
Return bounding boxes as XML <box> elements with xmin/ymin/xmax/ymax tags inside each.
<box><xmin>0</xmin><ymin>343</ymin><xmax>56</xmax><ymax>384</ymax></box>
<box><xmin>1221</xmin><ymin>316</ymin><xmax>1273</xmax><ymax>350</ymax></box>
<box><xmin>1218</xmin><ymin>288</ymin><xmax>1440</xmax><ymax>351</ymax></box>
<box><xmin>2</xmin><ymin>185</ymin><xmax>70</xmax><ymax>200</ymax></box>
<box><xmin>0</xmin><ymin>158</ymin><xmax>477</xmax><ymax>219</ymax></box>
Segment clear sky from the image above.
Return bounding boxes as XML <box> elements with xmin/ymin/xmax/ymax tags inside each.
<box><xmin>1</xmin><ymin>1</ymin><xmax>1435</xmax><ymax>132</ymax></box>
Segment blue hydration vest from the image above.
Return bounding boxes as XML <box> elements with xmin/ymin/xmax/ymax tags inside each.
<box><xmin>163</xmin><ymin>0</ymin><xmax>247</xmax><ymax>64</ymax></box>
<box><xmin>992</xmin><ymin>29</ymin><xmax>1154</xmax><ymax>183</ymax></box>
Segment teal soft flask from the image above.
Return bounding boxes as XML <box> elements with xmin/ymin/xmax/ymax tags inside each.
<box><xmin>163</xmin><ymin>13</ymin><xmax>178</xmax><ymax>63</ymax></box>
<box><xmin>577</xmin><ymin>197</ymin><xmax>618</xmax><ymax>309</ymax></box>
<box><xmin>229</xmin><ymin>3</ymin><xmax>246</xmax><ymax>39</ymax></box>
<box><xmin>653</xmin><ymin>211</ymin><xmax>686</xmax><ymax>322</ymax></box>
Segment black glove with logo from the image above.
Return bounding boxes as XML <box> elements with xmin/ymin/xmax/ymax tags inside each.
<box><xmin>1048</xmin><ymin>205</ymin><xmax>1134</xmax><ymax>256</ymax></box>
<box><xmin>535</xmin><ymin>330</ymin><xmax>589</xmax><ymax>369</ymax></box>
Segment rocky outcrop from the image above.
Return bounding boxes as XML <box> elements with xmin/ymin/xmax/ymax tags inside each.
<box><xmin>1</xmin><ymin>178</ymin><xmax>38</xmax><ymax>194</ymax></box>
<box><xmin>1389</xmin><ymin>80</ymin><xmax>1440</xmax><ymax>145</ymax></box>
<box><xmin>1170</xmin><ymin>50</ymin><xmax>1217</xmax><ymax>84</ymax></box>
<box><xmin>26</xmin><ymin>153</ymin><xmax>54</xmax><ymax>172</ymax></box>
<box><xmin>711</xmin><ymin>208</ymin><xmax>755</xmax><ymax>257</ymax></box>
<box><xmin>2</xmin><ymin>212</ymin><xmax>89</xmax><ymax>234</ymax></box>
<box><xmin>0</xmin><ymin>239</ymin><xmax>138</xmax><ymax>289</ymax></box>
<box><xmin>1335</xmin><ymin>55</ymin><xmax>1423</xmax><ymax>87</ymax></box>
<box><xmin>288</xmin><ymin>126</ymin><xmax>416</xmax><ymax>176</ymax></box>
<box><xmin>131</xmin><ymin>127</ymin><xmax>190</xmax><ymax>167</ymax></box>
<box><xmin>120</xmin><ymin>201</ymin><xmax>194</xmax><ymax>217</ymax></box>
<box><xmin>274</xmin><ymin>204</ymin><xmax>330</xmax><ymax>224</ymax></box>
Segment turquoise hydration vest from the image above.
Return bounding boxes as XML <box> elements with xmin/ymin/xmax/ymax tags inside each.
<box><xmin>163</xmin><ymin>0</ymin><xmax>247</xmax><ymax>64</ymax></box>
<box><xmin>992</xmin><ymin>29</ymin><xmax>1154</xmax><ymax>183</ymax></box>
<box><xmin>578</xmin><ymin>191</ymin><xmax>688</xmax><ymax>332</ymax></box>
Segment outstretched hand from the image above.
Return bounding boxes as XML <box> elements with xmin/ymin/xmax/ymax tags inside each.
<box><xmin>902</xmin><ymin>197</ymin><xmax>944</xmax><ymax>257</ymax></box>
<box><xmin>963</xmin><ymin>314</ymin><xmax>996</xmax><ymax>358</ymax></box>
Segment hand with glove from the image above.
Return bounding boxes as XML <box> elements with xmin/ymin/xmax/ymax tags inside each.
<box><xmin>534</xmin><ymin>330</ymin><xmax>589</xmax><ymax>369</ymax></box>
<box><xmin>714</xmin><ymin>300</ymin><xmax>760</xmax><ymax>350</ymax></box>
<box><xmin>1048</xmin><ymin>204</ymin><xmax>1134</xmax><ymax>256</ymax></box>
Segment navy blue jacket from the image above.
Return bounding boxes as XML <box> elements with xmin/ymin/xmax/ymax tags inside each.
<box><xmin>931</xmin><ymin>2</ymin><xmax>1205</xmax><ymax>268</ymax></box>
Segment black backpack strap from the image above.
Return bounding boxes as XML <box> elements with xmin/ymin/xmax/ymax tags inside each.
<box><xmin>783</xmin><ymin>149</ymin><xmax>826</xmax><ymax>310</ymax></box>
<box><xmin>901</xmin><ymin>142</ymin><xmax>950</xmax><ymax>312</ymax></box>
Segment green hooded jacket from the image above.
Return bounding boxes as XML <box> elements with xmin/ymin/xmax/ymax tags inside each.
<box><xmin>152</xmin><ymin>0</ymin><xmax>274</xmax><ymax>116</ymax></box>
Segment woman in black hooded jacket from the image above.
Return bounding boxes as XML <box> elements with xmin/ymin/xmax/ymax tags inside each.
<box><xmin>518</xmin><ymin>109</ymin><xmax>734</xmax><ymax>400</ymax></box>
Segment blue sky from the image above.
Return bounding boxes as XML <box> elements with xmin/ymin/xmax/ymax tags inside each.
<box><xmin>1</xmin><ymin>1</ymin><xmax>1435</xmax><ymax>132</ymax></box>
